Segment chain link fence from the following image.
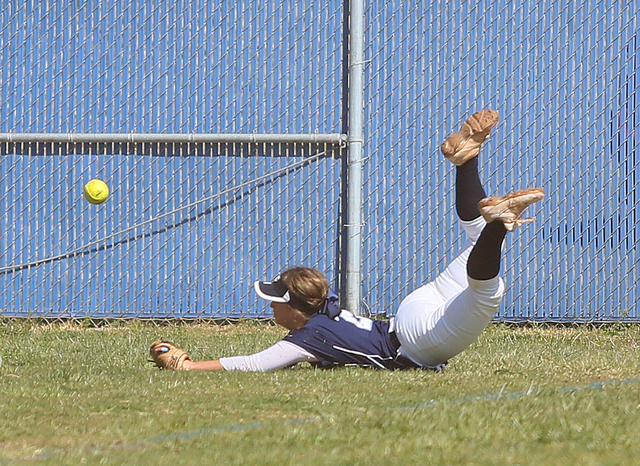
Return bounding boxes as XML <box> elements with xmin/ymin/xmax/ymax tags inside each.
<box><xmin>0</xmin><ymin>1</ymin><xmax>345</xmax><ymax>319</ymax></box>
<box><xmin>1</xmin><ymin>1</ymin><xmax>639</xmax><ymax>321</ymax></box>
<box><xmin>0</xmin><ymin>141</ymin><xmax>344</xmax><ymax>318</ymax></box>
<box><xmin>364</xmin><ymin>2</ymin><xmax>639</xmax><ymax>321</ymax></box>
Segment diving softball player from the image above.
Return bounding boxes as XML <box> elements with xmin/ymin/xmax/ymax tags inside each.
<box><xmin>150</xmin><ymin>109</ymin><xmax>545</xmax><ymax>372</ymax></box>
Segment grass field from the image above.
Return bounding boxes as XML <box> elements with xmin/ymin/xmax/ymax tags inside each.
<box><xmin>1</xmin><ymin>321</ymin><xmax>640</xmax><ymax>465</ymax></box>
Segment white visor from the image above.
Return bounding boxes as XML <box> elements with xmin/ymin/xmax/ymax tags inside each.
<box><xmin>254</xmin><ymin>276</ymin><xmax>291</xmax><ymax>303</ymax></box>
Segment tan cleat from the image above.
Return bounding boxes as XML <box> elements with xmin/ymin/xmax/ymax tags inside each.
<box><xmin>441</xmin><ymin>109</ymin><xmax>500</xmax><ymax>165</ymax></box>
<box><xmin>478</xmin><ymin>188</ymin><xmax>546</xmax><ymax>231</ymax></box>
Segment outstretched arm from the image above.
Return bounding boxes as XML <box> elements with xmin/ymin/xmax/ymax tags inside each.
<box><xmin>217</xmin><ymin>340</ymin><xmax>317</xmax><ymax>371</ymax></box>
<box><xmin>150</xmin><ymin>340</ymin><xmax>317</xmax><ymax>372</ymax></box>
<box><xmin>183</xmin><ymin>359</ymin><xmax>225</xmax><ymax>371</ymax></box>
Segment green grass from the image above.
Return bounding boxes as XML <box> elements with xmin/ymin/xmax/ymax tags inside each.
<box><xmin>1</xmin><ymin>321</ymin><xmax>640</xmax><ymax>465</ymax></box>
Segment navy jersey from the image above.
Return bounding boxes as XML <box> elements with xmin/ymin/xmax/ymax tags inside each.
<box><xmin>284</xmin><ymin>310</ymin><xmax>420</xmax><ymax>370</ymax></box>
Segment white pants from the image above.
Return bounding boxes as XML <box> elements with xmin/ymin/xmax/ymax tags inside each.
<box><xmin>393</xmin><ymin>217</ymin><xmax>505</xmax><ymax>367</ymax></box>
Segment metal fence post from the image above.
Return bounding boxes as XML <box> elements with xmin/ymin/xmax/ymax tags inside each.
<box><xmin>345</xmin><ymin>0</ymin><xmax>365</xmax><ymax>314</ymax></box>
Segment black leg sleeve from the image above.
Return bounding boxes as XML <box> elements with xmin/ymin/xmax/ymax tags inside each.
<box><xmin>455</xmin><ymin>157</ymin><xmax>487</xmax><ymax>221</ymax></box>
<box><xmin>467</xmin><ymin>221</ymin><xmax>508</xmax><ymax>280</ymax></box>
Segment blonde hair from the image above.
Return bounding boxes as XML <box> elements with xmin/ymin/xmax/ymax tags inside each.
<box><xmin>280</xmin><ymin>267</ymin><xmax>329</xmax><ymax>315</ymax></box>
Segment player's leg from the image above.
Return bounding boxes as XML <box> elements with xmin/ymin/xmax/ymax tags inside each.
<box><xmin>392</xmin><ymin>109</ymin><xmax>499</xmax><ymax>366</ymax></box>
<box><xmin>432</xmin><ymin>109</ymin><xmax>499</xmax><ymax>297</ymax></box>
<box><xmin>456</xmin><ymin>156</ymin><xmax>486</xmax><ymax>221</ymax></box>
<box><xmin>395</xmin><ymin>188</ymin><xmax>544</xmax><ymax>367</ymax></box>
<box><xmin>435</xmin><ymin>111</ymin><xmax>541</xmax><ymax>291</ymax></box>
<box><xmin>393</xmin><ymin>109</ymin><xmax>544</xmax><ymax>367</ymax></box>
<box><xmin>450</xmin><ymin>111</ymin><xmax>499</xmax><ymax>223</ymax></box>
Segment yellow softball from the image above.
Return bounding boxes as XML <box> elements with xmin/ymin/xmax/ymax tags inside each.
<box><xmin>84</xmin><ymin>179</ymin><xmax>109</xmax><ymax>205</ymax></box>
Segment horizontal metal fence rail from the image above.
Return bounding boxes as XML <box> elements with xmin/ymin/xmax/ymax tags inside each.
<box><xmin>0</xmin><ymin>133</ymin><xmax>347</xmax><ymax>145</ymax></box>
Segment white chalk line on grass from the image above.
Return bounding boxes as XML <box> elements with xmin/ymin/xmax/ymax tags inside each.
<box><xmin>2</xmin><ymin>418</ymin><xmax>319</xmax><ymax>464</ymax></box>
<box><xmin>7</xmin><ymin>376</ymin><xmax>640</xmax><ymax>463</ymax></box>
<box><xmin>394</xmin><ymin>376</ymin><xmax>640</xmax><ymax>412</ymax></box>
<box><xmin>122</xmin><ymin>376</ymin><xmax>640</xmax><ymax>445</ymax></box>
<box><xmin>138</xmin><ymin>416</ymin><xmax>317</xmax><ymax>445</ymax></box>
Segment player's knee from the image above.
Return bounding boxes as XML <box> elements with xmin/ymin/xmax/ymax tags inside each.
<box><xmin>467</xmin><ymin>276</ymin><xmax>505</xmax><ymax>309</ymax></box>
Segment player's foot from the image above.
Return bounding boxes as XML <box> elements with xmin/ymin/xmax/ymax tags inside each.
<box><xmin>478</xmin><ymin>188</ymin><xmax>545</xmax><ymax>231</ymax></box>
<box><xmin>441</xmin><ymin>109</ymin><xmax>499</xmax><ymax>165</ymax></box>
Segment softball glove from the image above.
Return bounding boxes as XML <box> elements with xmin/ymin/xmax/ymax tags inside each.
<box><xmin>149</xmin><ymin>340</ymin><xmax>191</xmax><ymax>370</ymax></box>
